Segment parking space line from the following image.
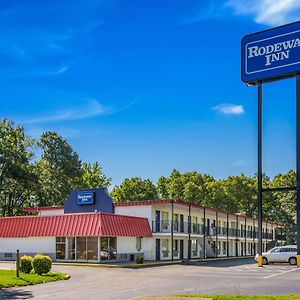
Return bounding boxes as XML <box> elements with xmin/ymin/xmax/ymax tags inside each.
<box><xmin>264</xmin><ymin>268</ymin><xmax>298</xmax><ymax>279</ymax></box>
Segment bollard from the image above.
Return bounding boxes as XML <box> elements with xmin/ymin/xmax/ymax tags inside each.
<box><xmin>257</xmin><ymin>255</ymin><xmax>263</xmax><ymax>267</ymax></box>
<box><xmin>16</xmin><ymin>249</ymin><xmax>20</xmax><ymax>278</ymax></box>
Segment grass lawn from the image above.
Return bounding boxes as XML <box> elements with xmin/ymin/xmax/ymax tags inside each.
<box><xmin>175</xmin><ymin>295</ymin><xmax>300</xmax><ymax>300</ymax></box>
<box><xmin>0</xmin><ymin>269</ymin><xmax>66</xmax><ymax>288</ymax></box>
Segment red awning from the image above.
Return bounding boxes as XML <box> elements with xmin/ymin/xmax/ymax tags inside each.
<box><xmin>0</xmin><ymin>212</ymin><xmax>152</xmax><ymax>238</ymax></box>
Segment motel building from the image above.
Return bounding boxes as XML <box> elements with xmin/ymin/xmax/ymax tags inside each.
<box><xmin>0</xmin><ymin>188</ymin><xmax>285</xmax><ymax>263</ymax></box>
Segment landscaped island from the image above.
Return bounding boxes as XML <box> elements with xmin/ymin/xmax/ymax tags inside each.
<box><xmin>0</xmin><ymin>269</ymin><xmax>65</xmax><ymax>288</ymax></box>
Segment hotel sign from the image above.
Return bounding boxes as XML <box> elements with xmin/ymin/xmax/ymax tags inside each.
<box><xmin>77</xmin><ymin>191</ymin><xmax>94</xmax><ymax>205</ymax></box>
<box><xmin>241</xmin><ymin>21</ymin><xmax>300</xmax><ymax>85</ymax></box>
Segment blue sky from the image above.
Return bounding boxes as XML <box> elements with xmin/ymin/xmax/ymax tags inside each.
<box><xmin>1</xmin><ymin>0</ymin><xmax>300</xmax><ymax>186</ymax></box>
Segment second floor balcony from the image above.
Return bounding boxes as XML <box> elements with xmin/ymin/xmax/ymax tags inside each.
<box><xmin>152</xmin><ymin>220</ymin><xmax>276</xmax><ymax>240</ymax></box>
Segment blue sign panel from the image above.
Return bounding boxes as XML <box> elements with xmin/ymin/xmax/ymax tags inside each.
<box><xmin>241</xmin><ymin>21</ymin><xmax>300</xmax><ymax>84</ymax></box>
<box><xmin>77</xmin><ymin>191</ymin><xmax>94</xmax><ymax>205</ymax></box>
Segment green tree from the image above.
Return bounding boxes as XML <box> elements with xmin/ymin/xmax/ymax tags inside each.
<box><xmin>0</xmin><ymin>119</ymin><xmax>35</xmax><ymax>216</ymax></box>
<box><xmin>111</xmin><ymin>177</ymin><xmax>158</xmax><ymax>202</ymax></box>
<box><xmin>35</xmin><ymin>132</ymin><xmax>82</xmax><ymax>206</ymax></box>
<box><xmin>222</xmin><ymin>174</ymin><xmax>256</xmax><ymax>217</ymax></box>
<box><xmin>271</xmin><ymin>170</ymin><xmax>296</xmax><ymax>243</ymax></box>
<box><xmin>168</xmin><ymin>169</ymin><xmax>185</xmax><ymax>200</ymax></box>
<box><xmin>78</xmin><ymin>162</ymin><xmax>111</xmax><ymax>188</ymax></box>
<box><xmin>157</xmin><ymin>176</ymin><xmax>170</xmax><ymax>199</ymax></box>
<box><xmin>182</xmin><ymin>172</ymin><xmax>216</xmax><ymax>206</ymax></box>
<box><xmin>205</xmin><ymin>180</ymin><xmax>231</xmax><ymax>211</ymax></box>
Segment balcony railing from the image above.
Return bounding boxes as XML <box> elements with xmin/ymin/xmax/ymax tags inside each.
<box><xmin>152</xmin><ymin>221</ymin><xmax>189</xmax><ymax>234</ymax></box>
<box><xmin>152</xmin><ymin>220</ymin><xmax>276</xmax><ymax>240</ymax></box>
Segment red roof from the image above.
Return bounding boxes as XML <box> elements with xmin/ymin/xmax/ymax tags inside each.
<box><xmin>22</xmin><ymin>206</ymin><xmax>64</xmax><ymax>213</ymax></box>
<box><xmin>0</xmin><ymin>213</ymin><xmax>152</xmax><ymax>238</ymax></box>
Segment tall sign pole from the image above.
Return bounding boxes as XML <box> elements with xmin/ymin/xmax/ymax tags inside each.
<box><xmin>296</xmin><ymin>74</ymin><xmax>300</xmax><ymax>267</ymax></box>
<box><xmin>257</xmin><ymin>82</ymin><xmax>263</xmax><ymax>267</ymax></box>
<box><xmin>241</xmin><ymin>21</ymin><xmax>300</xmax><ymax>268</ymax></box>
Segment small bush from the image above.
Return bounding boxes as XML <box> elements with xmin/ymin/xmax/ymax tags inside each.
<box><xmin>20</xmin><ymin>256</ymin><xmax>33</xmax><ymax>273</ymax></box>
<box><xmin>32</xmin><ymin>254</ymin><xmax>52</xmax><ymax>275</ymax></box>
<box><xmin>136</xmin><ymin>254</ymin><xmax>144</xmax><ymax>264</ymax></box>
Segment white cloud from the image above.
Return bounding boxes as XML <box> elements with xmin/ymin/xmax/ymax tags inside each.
<box><xmin>50</xmin><ymin>65</ymin><xmax>69</xmax><ymax>75</ymax></box>
<box><xmin>20</xmin><ymin>99</ymin><xmax>111</xmax><ymax>124</ymax></box>
<box><xmin>227</xmin><ymin>0</ymin><xmax>300</xmax><ymax>26</ymax></box>
<box><xmin>180</xmin><ymin>1</ymin><xmax>224</xmax><ymax>24</ymax></box>
<box><xmin>213</xmin><ymin>103</ymin><xmax>245</xmax><ymax>115</ymax></box>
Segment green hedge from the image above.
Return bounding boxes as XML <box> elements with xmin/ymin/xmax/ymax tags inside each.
<box><xmin>32</xmin><ymin>254</ymin><xmax>52</xmax><ymax>275</ymax></box>
<box><xmin>20</xmin><ymin>256</ymin><xmax>33</xmax><ymax>273</ymax></box>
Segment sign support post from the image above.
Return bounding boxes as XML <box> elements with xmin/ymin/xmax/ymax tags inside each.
<box><xmin>242</xmin><ymin>21</ymin><xmax>300</xmax><ymax>268</ymax></box>
<box><xmin>257</xmin><ymin>82</ymin><xmax>263</xmax><ymax>267</ymax></box>
<box><xmin>296</xmin><ymin>74</ymin><xmax>300</xmax><ymax>267</ymax></box>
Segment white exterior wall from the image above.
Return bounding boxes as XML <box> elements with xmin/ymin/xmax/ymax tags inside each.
<box><xmin>39</xmin><ymin>209</ymin><xmax>64</xmax><ymax>216</ymax></box>
<box><xmin>0</xmin><ymin>237</ymin><xmax>55</xmax><ymax>253</ymax></box>
<box><xmin>0</xmin><ymin>237</ymin><xmax>56</xmax><ymax>260</ymax></box>
<box><xmin>117</xmin><ymin>237</ymin><xmax>154</xmax><ymax>260</ymax></box>
<box><xmin>115</xmin><ymin>205</ymin><xmax>152</xmax><ymax>223</ymax></box>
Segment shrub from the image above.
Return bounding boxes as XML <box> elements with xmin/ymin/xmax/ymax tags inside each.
<box><xmin>20</xmin><ymin>256</ymin><xmax>33</xmax><ymax>273</ymax></box>
<box><xmin>136</xmin><ymin>254</ymin><xmax>144</xmax><ymax>264</ymax></box>
<box><xmin>32</xmin><ymin>254</ymin><xmax>52</xmax><ymax>275</ymax></box>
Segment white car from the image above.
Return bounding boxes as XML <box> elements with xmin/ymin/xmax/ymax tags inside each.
<box><xmin>255</xmin><ymin>245</ymin><xmax>297</xmax><ymax>265</ymax></box>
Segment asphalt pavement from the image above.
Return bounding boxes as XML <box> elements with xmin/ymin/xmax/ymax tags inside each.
<box><xmin>0</xmin><ymin>258</ymin><xmax>299</xmax><ymax>299</ymax></box>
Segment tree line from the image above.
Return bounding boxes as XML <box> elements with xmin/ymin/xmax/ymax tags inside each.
<box><xmin>0</xmin><ymin>119</ymin><xmax>111</xmax><ymax>216</ymax></box>
<box><xmin>0</xmin><ymin>119</ymin><xmax>296</xmax><ymax>242</ymax></box>
<box><xmin>111</xmin><ymin>170</ymin><xmax>296</xmax><ymax>243</ymax></box>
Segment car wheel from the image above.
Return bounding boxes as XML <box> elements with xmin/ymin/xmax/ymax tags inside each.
<box><xmin>289</xmin><ymin>257</ymin><xmax>297</xmax><ymax>266</ymax></box>
<box><xmin>262</xmin><ymin>257</ymin><xmax>268</xmax><ymax>265</ymax></box>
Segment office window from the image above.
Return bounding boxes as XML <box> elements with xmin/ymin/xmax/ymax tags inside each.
<box><xmin>56</xmin><ymin>237</ymin><xmax>66</xmax><ymax>260</ymax></box>
<box><xmin>101</xmin><ymin>237</ymin><xmax>117</xmax><ymax>261</ymax></box>
<box><xmin>87</xmin><ymin>237</ymin><xmax>98</xmax><ymax>261</ymax></box>
<box><xmin>68</xmin><ymin>237</ymin><xmax>76</xmax><ymax>260</ymax></box>
<box><xmin>109</xmin><ymin>237</ymin><xmax>117</xmax><ymax>260</ymax></box>
<box><xmin>77</xmin><ymin>237</ymin><xmax>87</xmax><ymax>260</ymax></box>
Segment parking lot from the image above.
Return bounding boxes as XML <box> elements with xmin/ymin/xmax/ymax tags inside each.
<box><xmin>0</xmin><ymin>258</ymin><xmax>299</xmax><ymax>299</ymax></box>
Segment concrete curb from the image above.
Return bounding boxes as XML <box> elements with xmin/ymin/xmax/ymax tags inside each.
<box><xmin>52</xmin><ymin>256</ymin><xmax>255</xmax><ymax>269</ymax></box>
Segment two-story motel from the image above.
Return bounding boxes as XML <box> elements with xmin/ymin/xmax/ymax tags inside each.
<box><xmin>0</xmin><ymin>188</ymin><xmax>284</xmax><ymax>262</ymax></box>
